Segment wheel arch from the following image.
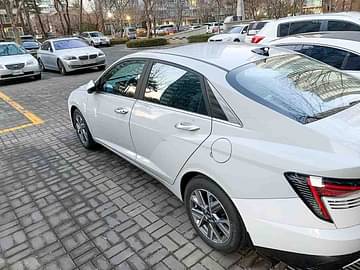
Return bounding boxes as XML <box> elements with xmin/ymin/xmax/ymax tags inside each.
<box><xmin>70</xmin><ymin>105</ymin><xmax>79</xmax><ymax>128</ymax></box>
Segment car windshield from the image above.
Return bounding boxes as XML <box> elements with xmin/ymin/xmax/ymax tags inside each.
<box><xmin>228</xmin><ymin>27</ymin><xmax>242</xmax><ymax>34</ymax></box>
<box><xmin>90</xmin><ymin>32</ymin><xmax>103</xmax><ymax>37</ymax></box>
<box><xmin>227</xmin><ymin>54</ymin><xmax>360</xmax><ymax>124</ymax></box>
<box><xmin>0</xmin><ymin>44</ymin><xmax>26</xmax><ymax>56</ymax></box>
<box><xmin>53</xmin><ymin>39</ymin><xmax>88</xmax><ymax>50</ymax></box>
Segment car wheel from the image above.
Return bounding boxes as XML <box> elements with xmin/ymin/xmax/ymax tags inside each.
<box><xmin>72</xmin><ymin>109</ymin><xmax>97</xmax><ymax>149</ymax></box>
<box><xmin>184</xmin><ymin>175</ymin><xmax>248</xmax><ymax>253</ymax></box>
<box><xmin>38</xmin><ymin>58</ymin><xmax>45</xmax><ymax>71</ymax></box>
<box><xmin>234</xmin><ymin>39</ymin><xmax>240</xmax><ymax>42</ymax></box>
<box><xmin>57</xmin><ymin>59</ymin><xmax>67</xmax><ymax>75</ymax></box>
<box><xmin>98</xmin><ymin>65</ymin><xmax>106</xmax><ymax>71</ymax></box>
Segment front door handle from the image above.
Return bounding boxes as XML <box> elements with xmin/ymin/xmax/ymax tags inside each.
<box><xmin>114</xmin><ymin>107</ymin><xmax>128</xmax><ymax>114</ymax></box>
<box><xmin>175</xmin><ymin>122</ymin><xmax>200</xmax><ymax>131</ymax></box>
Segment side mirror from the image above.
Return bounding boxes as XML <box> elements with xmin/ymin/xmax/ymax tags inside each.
<box><xmin>87</xmin><ymin>80</ymin><xmax>97</xmax><ymax>93</ymax></box>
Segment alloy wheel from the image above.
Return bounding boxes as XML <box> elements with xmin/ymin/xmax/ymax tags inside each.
<box><xmin>75</xmin><ymin>114</ymin><xmax>89</xmax><ymax>146</ymax></box>
<box><xmin>189</xmin><ymin>189</ymin><xmax>231</xmax><ymax>244</ymax></box>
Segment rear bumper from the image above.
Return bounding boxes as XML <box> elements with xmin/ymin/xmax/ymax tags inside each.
<box><xmin>233</xmin><ymin>198</ymin><xmax>360</xmax><ymax>260</ymax></box>
<box><xmin>258</xmin><ymin>247</ymin><xmax>360</xmax><ymax>269</ymax></box>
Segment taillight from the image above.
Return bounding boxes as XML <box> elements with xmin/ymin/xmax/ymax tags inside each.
<box><xmin>251</xmin><ymin>35</ymin><xmax>265</xmax><ymax>43</ymax></box>
<box><xmin>285</xmin><ymin>173</ymin><xmax>360</xmax><ymax>222</ymax></box>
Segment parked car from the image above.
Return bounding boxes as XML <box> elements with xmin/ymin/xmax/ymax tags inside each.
<box><xmin>208</xmin><ymin>24</ymin><xmax>248</xmax><ymax>42</ymax></box>
<box><xmin>271</xmin><ymin>31</ymin><xmax>360</xmax><ymax>79</ymax></box>
<box><xmin>244</xmin><ymin>20</ymin><xmax>272</xmax><ymax>43</ymax></box>
<box><xmin>20</xmin><ymin>35</ymin><xmax>41</xmax><ymax>55</ymax></box>
<box><xmin>68</xmin><ymin>43</ymin><xmax>360</xmax><ymax>270</ymax></box>
<box><xmin>0</xmin><ymin>42</ymin><xmax>41</xmax><ymax>82</ymax></box>
<box><xmin>80</xmin><ymin>31</ymin><xmax>111</xmax><ymax>47</ymax></box>
<box><xmin>190</xmin><ymin>24</ymin><xmax>202</xmax><ymax>30</ymax></box>
<box><xmin>156</xmin><ymin>24</ymin><xmax>177</xmax><ymax>35</ymax></box>
<box><xmin>37</xmin><ymin>37</ymin><xmax>106</xmax><ymax>75</ymax></box>
<box><xmin>206</xmin><ymin>22</ymin><xmax>224</xmax><ymax>33</ymax></box>
<box><xmin>253</xmin><ymin>12</ymin><xmax>360</xmax><ymax>44</ymax></box>
<box><xmin>124</xmin><ymin>27</ymin><xmax>137</xmax><ymax>40</ymax></box>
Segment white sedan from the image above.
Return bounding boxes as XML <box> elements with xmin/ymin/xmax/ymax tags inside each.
<box><xmin>37</xmin><ymin>37</ymin><xmax>106</xmax><ymax>75</ymax></box>
<box><xmin>208</xmin><ymin>24</ymin><xmax>248</xmax><ymax>43</ymax></box>
<box><xmin>68</xmin><ymin>43</ymin><xmax>360</xmax><ymax>270</ymax></box>
<box><xmin>270</xmin><ymin>31</ymin><xmax>360</xmax><ymax>79</ymax></box>
<box><xmin>0</xmin><ymin>42</ymin><xmax>41</xmax><ymax>82</ymax></box>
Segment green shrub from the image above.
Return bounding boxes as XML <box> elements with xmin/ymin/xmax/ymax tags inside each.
<box><xmin>111</xmin><ymin>38</ymin><xmax>128</xmax><ymax>45</ymax></box>
<box><xmin>187</xmin><ymin>33</ymin><xmax>214</xmax><ymax>43</ymax></box>
<box><xmin>126</xmin><ymin>38</ymin><xmax>167</xmax><ymax>48</ymax></box>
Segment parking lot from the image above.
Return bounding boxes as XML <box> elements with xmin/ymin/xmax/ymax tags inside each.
<box><xmin>0</xmin><ymin>45</ymin><xmax>282</xmax><ymax>270</ymax></box>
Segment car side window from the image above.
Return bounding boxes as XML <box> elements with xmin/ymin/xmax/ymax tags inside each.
<box><xmin>241</xmin><ymin>26</ymin><xmax>248</xmax><ymax>34</ymax></box>
<box><xmin>41</xmin><ymin>42</ymin><xmax>49</xmax><ymax>51</ymax></box>
<box><xmin>278</xmin><ymin>23</ymin><xmax>290</xmax><ymax>37</ymax></box>
<box><xmin>344</xmin><ymin>52</ymin><xmax>360</xmax><ymax>71</ymax></box>
<box><xmin>144</xmin><ymin>63</ymin><xmax>208</xmax><ymax>116</ymax></box>
<box><xmin>288</xmin><ymin>20</ymin><xmax>322</xmax><ymax>35</ymax></box>
<box><xmin>327</xmin><ymin>20</ymin><xmax>360</xmax><ymax>31</ymax></box>
<box><xmin>100</xmin><ymin>60</ymin><xmax>146</xmax><ymax>98</ymax></box>
<box><xmin>299</xmin><ymin>45</ymin><xmax>347</xmax><ymax>69</ymax></box>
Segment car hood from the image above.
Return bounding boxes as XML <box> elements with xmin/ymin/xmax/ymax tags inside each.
<box><xmin>209</xmin><ymin>34</ymin><xmax>239</xmax><ymax>40</ymax></box>
<box><xmin>55</xmin><ymin>47</ymin><xmax>102</xmax><ymax>57</ymax></box>
<box><xmin>308</xmin><ymin>104</ymin><xmax>360</xmax><ymax>155</ymax></box>
<box><xmin>0</xmin><ymin>54</ymin><xmax>35</xmax><ymax>65</ymax></box>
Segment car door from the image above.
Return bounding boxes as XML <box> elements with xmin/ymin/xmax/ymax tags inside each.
<box><xmin>38</xmin><ymin>42</ymin><xmax>51</xmax><ymax>69</ymax></box>
<box><xmin>130</xmin><ymin>61</ymin><xmax>212</xmax><ymax>184</ymax></box>
<box><xmin>86</xmin><ymin>60</ymin><xmax>147</xmax><ymax>160</ymax></box>
<box><xmin>46</xmin><ymin>42</ymin><xmax>58</xmax><ymax>69</ymax></box>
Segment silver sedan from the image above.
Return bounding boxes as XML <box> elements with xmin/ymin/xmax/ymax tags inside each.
<box><xmin>0</xmin><ymin>42</ymin><xmax>41</xmax><ymax>82</ymax></box>
<box><xmin>37</xmin><ymin>37</ymin><xmax>106</xmax><ymax>75</ymax></box>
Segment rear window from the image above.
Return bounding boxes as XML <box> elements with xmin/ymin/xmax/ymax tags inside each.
<box><xmin>226</xmin><ymin>54</ymin><xmax>360</xmax><ymax>124</ymax></box>
<box><xmin>247</xmin><ymin>21</ymin><xmax>268</xmax><ymax>35</ymax></box>
<box><xmin>327</xmin><ymin>20</ymin><xmax>360</xmax><ymax>31</ymax></box>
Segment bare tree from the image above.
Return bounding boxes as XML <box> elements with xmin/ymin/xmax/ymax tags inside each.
<box><xmin>142</xmin><ymin>0</ymin><xmax>157</xmax><ymax>37</ymax></box>
<box><xmin>53</xmin><ymin>0</ymin><xmax>72</xmax><ymax>34</ymax></box>
<box><xmin>3</xmin><ymin>0</ymin><xmax>24</xmax><ymax>42</ymax></box>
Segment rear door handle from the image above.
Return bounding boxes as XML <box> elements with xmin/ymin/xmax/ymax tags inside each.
<box><xmin>175</xmin><ymin>122</ymin><xmax>200</xmax><ymax>131</ymax></box>
<box><xmin>114</xmin><ymin>107</ymin><xmax>128</xmax><ymax>114</ymax></box>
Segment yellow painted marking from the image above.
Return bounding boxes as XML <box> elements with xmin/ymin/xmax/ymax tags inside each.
<box><xmin>0</xmin><ymin>91</ymin><xmax>44</xmax><ymax>134</ymax></box>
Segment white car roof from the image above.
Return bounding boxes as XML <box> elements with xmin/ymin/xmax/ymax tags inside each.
<box><xmin>0</xmin><ymin>42</ymin><xmax>17</xmax><ymax>45</ymax></box>
<box><xmin>132</xmin><ymin>43</ymin><xmax>293</xmax><ymax>71</ymax></box>
<box><xmin>274</xmin><ymin>11</ymin><xmax>360</xmax><ymax>24</ymax></box>
<box><xmin>271</xmin><ymin>34</ymin><xmax>360</xmax><ymax>54</ymax></box>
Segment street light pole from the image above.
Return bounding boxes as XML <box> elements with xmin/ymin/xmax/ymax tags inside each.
<box><xmin>237</xmin><ymin>0</ymin><xmax>245</xmax><ymax>20</ymax></box>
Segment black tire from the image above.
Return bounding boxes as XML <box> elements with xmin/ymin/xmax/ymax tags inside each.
<box><xmin>184</xmin><ymin>175</ymin><xmax>248</xmax><ymax>253</ymax></box>
<box><xmin>34</xmin><ymin>73</ymin><xmax>42</xmax><ymax>80</ymax></box>
<box><xmin>38</xmin><ymin>58</ymin><xmax>45</xmax><ymax>71</ymax></box>
<box><xmin>234</xmin><ymin>39</ymin><xmax>240</xmax><ymax>42</ymax></box>
<box><xmin>72</xmin><ymin>109</ymin><xmax>97</xmax><ymax>149</ymax></box>
<box><xmin>57</xmin><ymin>59</ymin><xmax>67</xmax><ymax>75</ymax></box>
<box><xmin>98</xmin><ymin>65</ymin><xmax>106</xmax><ymax>71</ymax></box>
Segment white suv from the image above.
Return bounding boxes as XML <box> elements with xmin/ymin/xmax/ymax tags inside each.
<box><xmin>68</xmin><ymin>43</ymin><xmax>360</xmax><ymax>270</ymax></box>
<box><xmin>252</xmin><ymin>12</ymin><xmax>360</xmax><ymax>44</ymax></box>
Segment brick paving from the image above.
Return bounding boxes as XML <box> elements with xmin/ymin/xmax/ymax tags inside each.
<box><xmin>0</xmin><ymin>45</ymin><xmax>358</xmax><ymax>270</ymax></box>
